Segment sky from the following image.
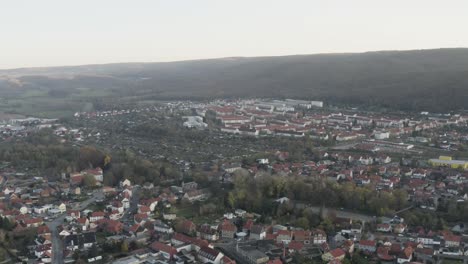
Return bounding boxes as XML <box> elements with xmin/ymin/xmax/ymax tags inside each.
<box><xmin>1</xmin><ymin>0</ymin><xmax>468</xmax><ymax>69</ymax></box>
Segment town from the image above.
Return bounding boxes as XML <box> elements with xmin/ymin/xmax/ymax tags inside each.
<box><xmin>0</xmin><ymin>99</ymin><xmax>467</xmax><ymax>264</ymax></box>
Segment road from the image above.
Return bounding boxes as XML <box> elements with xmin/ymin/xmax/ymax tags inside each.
<box><xmin>122</xmin><ymin>186</ymin><xmax>140</xmax><ymax>223</ymax></box>
<box><xmin>47</xmin><ymin>190</ymin><xmax>104</xmax><ymax>264</ymax></box>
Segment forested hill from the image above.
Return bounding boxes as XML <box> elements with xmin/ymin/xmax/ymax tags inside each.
<box><xmin>1</xmin><ymin>48</ymin><xmax>468</xmax><ymax>114</ymax></box>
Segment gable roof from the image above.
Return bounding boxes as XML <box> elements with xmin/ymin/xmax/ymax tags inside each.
<box><xmin>199</xmin><ymin>246</ymin><xmax>222</xmax><ymax>261</ymax></box>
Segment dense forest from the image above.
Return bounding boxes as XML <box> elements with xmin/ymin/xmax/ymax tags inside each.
<box><xmin>1</xmin><ymin>48</ymin><xmax>468</xmax><ymax>116</ymax></box>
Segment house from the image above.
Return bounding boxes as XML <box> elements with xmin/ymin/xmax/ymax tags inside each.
<box><xmin>134</xmin><ymin>213</ymin><xmax>149</xmax><ymax>224</ymax></box>
<box><xmin>34</xmin><ymin>205</ymin><xmax>51</xmax><ymax>214</ymax></box>
<box><xmin>376</xmin><ymin>155</ymin><xmax>392</xmax><ymax>164</ymax></box>
<box><xmin>293</xmin><ymin>230</ymin><xmax>311</xmax><ymax>244</ymax></box>
<box><xmin>100</xmin><ymin>219</ymin><xmax>123</xmax><ymax>234</ymax></box>
<box><xmin>397</xmin><ymin>247</ymin><xmax>413</xmax><ymax>264</ymax></box>
<box><xmin>250</xmin><ymin>225</ymin><xmax>266</xmax><ymax>240</ymax></box>
<box><xmin>179</xmin><ymin>219</ymin><xmax>196</xmax><ymax>235</ymax></box>
<box><xmin>37</xmin><ymin>225</ymin><xmax>51</xmax><ymax>236</ymax></box>
<box><xmin>139</xmin><ymin>198</ymin><xmax>159</xmax><ymax>212</ymax></box>
<box><xmin>128</xmin><ymin>224</ymin><xmax>147</xmax><ymax>237</ymax></box>
<box><xmin>358</xmin><ymin>240</ymin><xmax>377</xmax><ymax>253</ymax></box>
<box><xmin>182</xmin><ymin>181</ymin><xmax>198</xmax><ymax>192</ymax></box>
<box><xmin>393</xmin><ymin>224</ymin><xmax>406</xmax><ymax>234</ymax></box>
<box><xmin>377</xmin><ymin>223</ymin><xmax>392</xmax><ymax>232</ymax></box>
<box><xmin>417</xmin><ymin>235</ymin><xmax>435</xmax><ymax>245</ymax></box>
<box><xmin>58</xmin><ymin>203</ymin><xmax>67</xmax><ymax>213</ymax></box>
<box><xmin>198</xmin><ymin>246</ymin><xmax>224</xmax><ymax>264</ymax></box>
<box><xmin>120</xmin><ymin>179</ymin><xmax>131</xmax><ymax>188</ymax></box>
<box><xmin>172</xmin><ymin>232</ymin><xmax>210</xmax><ymax>253</ymax></box>
<box><xmin>242</xmin><ymin>219</ymin><xmax>254</xmax><ymax>233</ymax></box>
<box><xmin>67</xmin><ymin>210</ymin><xmax>80</xmax><ymax>219</ymax></box>
<box><xmin>35</xmin><ymin>235</ymin><xmax>52</xmax><ymax>246</ymax></box>
<box><xmin>19</xmin><ymin>205</ymin><xmax>28</xmax><ymax>215</ymax></box>
<box><xmin>76</xmin><ymin>218</ymin><xmax>90</xmax><ymax>231</ymax></box>
<box><xmin>59</xmin><ymin>229</ymin><xmax>71</xmax><ymax>237</ymax></box>
<box><xmin>183</xmin><ymin>189</ymin><xmax>210</xmax><ymax>202</ymax></box>
<box><xmin>312</xmin><ymin>229</ymin><xmax>327</xmax><ymax>245</ymax></box>
<box><xmin>64</xmin><ymin>232</ymin><xmax>97</xmax><ymax>251</ymax></box>
<box><xmin>322</xmin><ymin>248</ymin><xmax>346</xmax><ymax>262</ymax></box>
<box><xmin>444</xmin><ymin>234</ymin><xmax>461</xmax><ymax>248</ymax></box>
<box><xmin>221</xmin><ymin>256</ymin><xmax>236</xmax><ymax>264</ymax></box>
<box><xmin>341</xmin><ymin>239</ymin><xmax>355</xmax><ymax>254</ymax></box>
<box><xmin>111</xmin><ymin>201</ymin><xmax>124</xmax><ymax>214</ymax></box>
<box><xmin>143</xmin><ymin>182</ymin><xmax>154</xmax><ymax>190</ymax></box>
<box><xmin>235</xmin><ymin>209</ymin><xmax>247</xmax><ymax>217</ymax></box>
<box><xmin>138</xmin><ymin>205</ymin><xmax>151</xmax><ymax>215</ymax></box>
<box><xmin>81</xmin><ymin>232</ymin><xmax>97</xmax><ymax>249</ymax></box>
<box><xmin>89</xmin><ymin>211</ymin><xmax>105</xmax><ymax>222</ymax></box>
<box><xmin>23</xmin><ymin>217</ymin><xmax>43</xmax><ymax>228</ymax></box>
<box><xmin>198</xmin><ymin>224</ymin><xmax>219</xmax><ymax>241</ymax></box>
<box><xmin>288</xmin><ymin>241</ymin><xmax>304</xmax><ymax>253</ymax></box>
<box><xmin>122</xmin><ymin>188</ymin><xmax>133</xmax><ymax>198</ymax></box>
<box><xmin>121</xmin><ymin>197</ymin><xmax>130</xmax><ymax>209</ymax></box>
<box><xmin>163</xmin><ymin>213</ymin><xmax>177</xmax><ymax>221</ymax></box>
<box><xmin>70</xmin><ymin>173</ymin><xmax>84</xmax><ymax>186</ymax></box>
<box><xmin>109</xmin><ymin>210</ymin><xmax>122</xmax><ymax>220</ymax></box>
<box><xmin>276</xmin><ymin>230</ymin><xmax>292</xmax><ymax>244</ymax></box>
<box><xmin>220</xmin><ymin>220</ymin><xmax>237</xmax><ymax>239</ymax></box>
<box><xmin>34</xmin><ymin>244</ymin><xmax>52</xmax><ymax>259</ymax></box>
<box><xmin>150</xmin><ymin>242</ymin><xmax>177</xmax><ymax>260</ymax></box>
<box><xmin>154</xmin><ymin>220</ymin><xmax>174</xmax><ymax>234</ymax></box>
<box><xmin>84</xmin><ymin>168</ymin><xmax>103</xmax><ymax>182</ymax></box>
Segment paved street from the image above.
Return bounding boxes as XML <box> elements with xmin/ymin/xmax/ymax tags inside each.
<box><xmin>47</xmin><ymin>190</ymin><xmax>104</xmax><ymax>264</ymax></box>
<box><xmin>122</xmin><ymin>186</ymin><xmax>140</xmax><ymax>223</ymax></box>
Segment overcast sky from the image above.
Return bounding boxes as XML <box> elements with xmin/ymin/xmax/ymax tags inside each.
<box><xmin>1</xmin><ymin>0</ymin><xmax>467</xmax><ymax>69</ymax></box>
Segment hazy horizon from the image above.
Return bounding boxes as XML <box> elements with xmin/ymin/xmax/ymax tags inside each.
<box><xmin>2</xmin><ymin>0</ymin><xmax>468</xmax><ymax>69</ymax></box>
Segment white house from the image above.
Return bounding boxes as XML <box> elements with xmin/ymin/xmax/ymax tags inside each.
<box><xmin>120</xmin><ymin>179</ymin><xmax>131</xmax><ymax>188</ymax></box>
<box><xmin>58</xmin><ymin>203</ymin><xmax>67</xmax><ymax>213</ymax></box>
<box><xmin>198</xmin><ymin>247</ymin><xmax>224</xmax><ymax>264</ymax></box>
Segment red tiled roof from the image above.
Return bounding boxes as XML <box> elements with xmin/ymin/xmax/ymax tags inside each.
<box><xmin>268</xmin><ymin>259</ymin><xmax>282</xmax><ymax>264</ymax></box>
<box><xmin>220</xmin><ymin>220</ymin><xmax>237</xmax><ymax>232</ymax></box>
<box><xmin>150</xmin><ymin>241</ymin><xmax>177</xmax><ymax>255</ymax></box>
<box><xmin>91</xmin><ymin>211</ymin><xmax>105</xmax><ymax>217</ymax></box>
<box><xmin>288</xmin><ymin>241</ymin><xmax>304</xmax><ymax>251</ymax></box>
<box><xmin>37</xmin><ymin>225</ymin><xmax>51</xmax><ymax>234</ymax></box>
<box><xmin>444</xmin><ymin>234</ymin><xmax>461</xmax><ymax>243</ymax></box>
<box><xmin>359</xmin><ymin>240</ymin><xmax>376</xmax><ymax>247</ymax></box>
<box><xmin>329</xmin><ymin>248</ymin><xmax>346</xmax><ymax>258</ymax></box>
<box><xmin>277</xmin><ymin>230</ymin><xmax>291</xmax><ymax>237</ymax></box>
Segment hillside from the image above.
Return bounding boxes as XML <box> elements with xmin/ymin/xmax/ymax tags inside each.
<box><xmin>1</xmin><ymin>48</ymin><xmax>468</xmax><ymax>116</ymax></box>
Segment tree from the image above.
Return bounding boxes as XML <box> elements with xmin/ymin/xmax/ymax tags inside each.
<box><xmin>78</xmin><ymin>146</ymin><xmax>105</xmax><ymax>170</ymax></box>
<box><xmin>121</xmin><ymin>240</ymin><xmax>129</xmax><ymax>253</ymax></box>
<box><xmin>83</xmin><ymin>174</ymin><xmax>97</xmax><ymax>188</ymax></box>
<box><xmin>295</xmin><ymin>217</ymin><xmax>310</xmax><ymax>230</ymax></box>
<box><xmin>227</xmin><ymin>192</ymin><xmax>236</xmax><ymax>209</ymax></box>
<box><xmin>103</xmin><ymin>171</ymin><xmax>116</xmax><ymax>186</ymax></box>
<box><xmin>351</xmin><ymin>251</ymin><xmax>369</xmax><ymax>264</ymax></box>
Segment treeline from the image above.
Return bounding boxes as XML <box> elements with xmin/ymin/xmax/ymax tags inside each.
<box><xmin>4</xmin><ymin>48</ymin><xmax>468</xmax><ymax>112</ymax></box>
<box><xmin>0</xmin><ymin>130</ymin><xmax>180</xmax><ymax>186</ymax></box>
<box><xmin>103</xmin><ymin>149</ymin><xmax>180</xmax><ymax>186</ymax></box>
<box><xmin>226</xmin><ymin>172</ymin><xmax>408</xmax><ymax>217</ymax></box>
<box><xmin>0</xmin><ymin>129</ymin><xmax>79</xmax><ymax>179</ymax></box>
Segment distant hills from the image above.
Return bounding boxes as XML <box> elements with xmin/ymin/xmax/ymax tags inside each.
<box><xmin>1</xmin><ymin>48</ymin><xmax>468</xmax><ymax>116</ymax></box>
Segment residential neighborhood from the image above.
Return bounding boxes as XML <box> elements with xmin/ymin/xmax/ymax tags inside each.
<box><xmin>0</xmin><ymin>99</ymin><xmax>467</xmax><ymax>264</ymax></box>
